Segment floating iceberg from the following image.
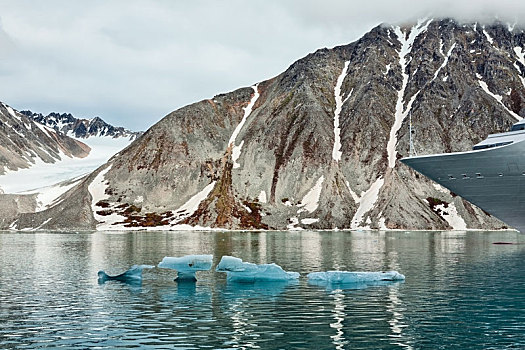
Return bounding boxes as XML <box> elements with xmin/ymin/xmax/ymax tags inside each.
<box><xmin>307</xmin><ymin>270</ymin><xmax>405</xmax><ymax>284</ymax></box>
<box><xmin>97</xmin><ymin>264</ymin><xmax>154</xmax><ymax>284</ymax></box>
<box><xmin>158</xmin><ymin>254</ymin><xmax>213</xmax><ymax>281</ymax></box>
<box><xmin>216</xmin><ymin>256</ymin><xmax>299</xmax><ymax>282</ymax></box>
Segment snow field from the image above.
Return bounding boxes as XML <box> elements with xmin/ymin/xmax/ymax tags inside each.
<box><xmin>0</xmin><ymin>134</ymin><xmax>133</xmax><ymax>193</ymax></box>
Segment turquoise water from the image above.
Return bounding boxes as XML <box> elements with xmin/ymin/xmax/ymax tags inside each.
<box><xmin>0</xmin><ymin>230</ymin><xmax>524</xmax><ymax>349</ymax></box>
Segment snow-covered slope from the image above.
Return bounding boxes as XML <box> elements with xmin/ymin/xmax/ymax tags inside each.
<box><xmin>0</xmin><ymin>135</ymin><xmax>133</xmax><ymax>193</ymax></box>
<box><xmin>0</xmin><ymin>102</ymin><xmax>90</xmax><ymax>177</ymax></box>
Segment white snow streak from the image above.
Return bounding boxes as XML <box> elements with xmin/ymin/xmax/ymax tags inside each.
<box><xmin>351</xmin><ymin>177</ymin><xmax>384</xmax><ymax>229</ymax></box>
<box><xmin>171</xmin><ymin>181</ymin><xmax>216</xmax><ymax>223</ymax></box>
<box><xmin>34</xmin><ymin>218</ymin><xmax>52</xmax><ymax>231</ymax></box>
<box><xmin>514</xmin><ymin>47</ymin><xmax>525</xmax><ymax>66</ymax></box>
<box><xmin>88</xmin><ymin>164</ymin><xmax>125</xmax><ymax>229</ymax></box>
<box><xmin>433</xmin><ymin>42</ymin><xmax>456</xmax><ymax>81</ymax></box>
<box><xmin>231</xmin><ymin>140</ymin><xmax>244</xmax><ymax>169</ymax></box>
<box><xmin>478</xmin><ymin>80</ymin><xmax>521</xmax><ymax>120</ymax></box>
<box><xmin>388</xmin><ymin>19</ymin><xmax>431</xmax><ymax>169</ymax></box>
<box><xmin>19</xmin><ymin>176</ymin><xmax>83</xmax><ymax>212</ymax></box>
<box><xmin>229</xmin><ymin>84</ymin><xmax>259</xmax><ymax>168</ymax></box>
<box><xmin>5</xmin><ymin>105</ymin><xmax>21</xmax><ymax>122</ymax></box>
<box><xmin>345</xmin><ymin>180</ymin><xmax>360</xmax><ymax>203</ymax></box>
<box><xmin>436</xmin><ymin>202</ymin><xmax>467</xmax><ymax>230</ymax></box>
<box><xmin>512</xmin><ymin>47</ymin><xmax>525</xmax><ymax>89</ymax></box>
<box><xmin>332</xmin><ymin>61</ymin><xmax>350</xmax><ymax>162</ymax></box>
<box><xmin>483</xmin><ymin>28</ymin><xmax>494</xmax><ymax>45</ymax></box>
<box><xmin>297</xmin><ymin>175</ymin><xmax>324</xmax><ymax>214</ymax></box>
<box><xmin>301</xmin><ymin>218</ymin><xmax>319</xmax><ymax>225</ymax></box>
<box><xmin>8</xmin><ymin>219</ymin><xmax>18</xmax><ymax>230</ymax></box>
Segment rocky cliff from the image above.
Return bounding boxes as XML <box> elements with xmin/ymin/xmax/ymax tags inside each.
<box><xmin>6</xmin><ymin>18</ymin><xmax>525</xmax><ymax>231</ymax></box>
<box><xmin>20</xmin><ymin>111</ymin><xmax>142</xmax><ymax>140</ymax></box>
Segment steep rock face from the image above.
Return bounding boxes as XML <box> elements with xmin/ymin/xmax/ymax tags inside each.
<box><xmin>9</xmin><ymin>18</ymin><xmax>525</xmax><ymax>231</ymax></box>
<box><xmin>20</xmin><ymin>111</ymin><xmax>142</xmax><ymax>140</ymax></box>
<box><xmin>0</xmin><ymin>102</ymin><xmax>90</xmax><ymax>176</ymax></box>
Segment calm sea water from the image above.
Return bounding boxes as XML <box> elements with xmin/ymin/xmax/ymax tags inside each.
<box><xmin>0</xmin><ymin>230</ymin><xmax>524</xmax><ymax>349</ymax></box>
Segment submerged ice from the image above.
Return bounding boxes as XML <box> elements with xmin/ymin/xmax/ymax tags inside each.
<box><xmin>216</xmin><ymin>256</ymin><xmax>299</xmax><ymax>282</ymax></box>
<box><xmin>97</xmin><ymin>264</ymin><xmax>154</xmax><ymax>284</ymax></box>
<box><xmin>307</xmin><ymin>270</ymin><xmax>405</xmax><ymax>284</ymax></box>
<box><xmin>158</xmin><ymin>254</ymin><xmax>213</xmax><ymax>280</ymax></box>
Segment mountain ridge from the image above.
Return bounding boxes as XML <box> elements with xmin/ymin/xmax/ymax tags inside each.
<box><xmin>20</xmin><ymin>110</ymin><xmax>143</xmax><ymax>140</ymax></box>
<box><xmin>4</xmin><ymin>18</ymin><xmax>525</xmax><ymax>231</ymax></box>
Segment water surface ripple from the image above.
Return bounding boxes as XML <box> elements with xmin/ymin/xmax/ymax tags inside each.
<box><xmin>0</xmin><ymin>230</ymin><xmax>524</xmax><ymax>349</ymax></box>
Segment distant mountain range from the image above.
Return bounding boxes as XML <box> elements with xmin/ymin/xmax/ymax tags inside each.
<box><xmin>20</xmin><ymin>110</ymin><xmax>142</xmax><ymax>140</ymax></box>
<box><xmin>0</xmin><ymin>102</ymin><xmax>90</xmax><ymax>175</ymax></box>
<box><xmin>3</xmin><ymin>18</ymin><xmax>525</xmax><ymax>231</ymax></box>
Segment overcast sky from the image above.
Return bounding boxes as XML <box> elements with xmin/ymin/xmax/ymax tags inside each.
<box><xmin>0</xmin><ymin>0</ymin><xmax>524</xmax><ymax>131</ymax></box>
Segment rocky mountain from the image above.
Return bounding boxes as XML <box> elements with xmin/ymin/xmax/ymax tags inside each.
<box><xmin>0</xmin><ymin>102</ymin><xmax>90</xmax><ymax>176</ymax></box>
<box><xmin>5</xmin><ymin>18</ymin><xmax>525</xmax><ymax>231</ymax></box>
<box><xmin>20</xmin><ymin>111</ymin><xmax>142</xmax><ymax>140</ymax></box>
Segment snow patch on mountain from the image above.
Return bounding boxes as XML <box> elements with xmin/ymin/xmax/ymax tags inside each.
<box><xmin>512</xmin><ymin>47</ymin><xmax>525</xmax><ymax>88</ymax></box>
<box><xmin>171</xmin><ymin>181</ymin><xmax>216</xmax><ymax>224</ymax></box>
<box><xmin>432</xmin><ymin>41</ymin><xmax>456</xmax><ymax>81</ymax></box>
<box><xmin>332</xmin><ymin>61</ymin><xmax>350</xmax><ymax>162</ymax></box>
<box><xmin>258</xmin><ymin>190</ymin><xmax>267</xmax><ymax>203</ymax></box>
<box><xmin>19</xmin><ymin>175</ymin><xmax>84</xmax><ymax>212</ymax></box>
<box><xmin>436</xmin><ymin>202</ymin><xmax>467</xmax><ymax>230</ymax></box>
<box><xmin>88</xmin><ymin>164</ymin><xmax>125</xmax><ymax>229</ymax></box>
<box><xmin>297</xmin><ymin>175</ymin><xmax>324</xmax><ymax>214</ymax></box>
<box><xmin>478</xmin><ymin>78</ymin><xmax>521</xmax><ymax>120</ymax></box>
<box><xmin>229</xmin><ymin>85</ymin><xmax>259</xmax><ymax>168</ymax></box>
<box><xmin>388</xmin><ymin>19</ymin><xmax>431</xmax><ymax>169</ymax></box>
<box><xmin>351</xmin><ymin>177</ymin><xmax>384</xmax><ymax>229</ymax></box>
<box><xmin>345</xmin><ymin>180</ymin><xmax>360</xmax><ymax>203</ymax></box>
<box><xmin>483</xmin><ymin>27</ymin><xmax>494</xmax><ymax>45</ymax></box>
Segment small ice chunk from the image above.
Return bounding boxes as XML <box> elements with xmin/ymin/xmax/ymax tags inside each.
<box><xmin>216</xmin><ymin>256</ymin><xmax>299</xmax><ymax>282</ymax></box>
<box><xmin>97</xmin><ymin>264</ymin><xmax>154</xmax><ymax>284</ymax></box>
<box><xmin>158</xmin><ymin>254</ymin><xmax>213</xmax><ymax>281</ymax></box>
<box><xmin>307</xmin><ymin>270</ymin><xmax>405</xmax><ymax>284</ymax></box>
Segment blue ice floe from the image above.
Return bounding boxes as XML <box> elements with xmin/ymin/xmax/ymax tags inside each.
<box><xmin>158</xmin><ymin>254</ymin><xmax>213</xmax><ymax>281</ymax></box>
<box><xmin>307</xmin><ymin>270</ymin><xmax>405</xmax><ymax>287</ymax></box>
<box><xmin>216</xmin><ymin>256</ymin><xmax>299</xmax><ymax>283</ymax></box>
<box><xmin>97</xmin><ymin>264</ymin><xmax>154</xmax><ymax>284</ymax></box>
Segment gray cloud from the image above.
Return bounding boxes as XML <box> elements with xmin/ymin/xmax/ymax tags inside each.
<box><xmin>0</xmin><ymin>0</ymin><xmax>524</xmax><ymax>130</ymax></box>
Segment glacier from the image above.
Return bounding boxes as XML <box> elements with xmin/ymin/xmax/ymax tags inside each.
<box><xmin>97</xmin><ymin>264</ymin><xmax>154</xmax><ymax>284</ymax></box>
<box><xmin>215</xmin><ymin>256</ymin><xmax>299</xmax><ymax>282</ymax></box>
<box><xmin>158</xmin><ymin>254</ymin><xmax>213</xmax><ymax>281</ymax></box>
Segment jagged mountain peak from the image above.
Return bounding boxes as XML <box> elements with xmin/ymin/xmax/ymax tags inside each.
<box><xmin>20</xmin><ymin>110</ymin><xmax>142</xmax><ymax>140</ymax></box>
